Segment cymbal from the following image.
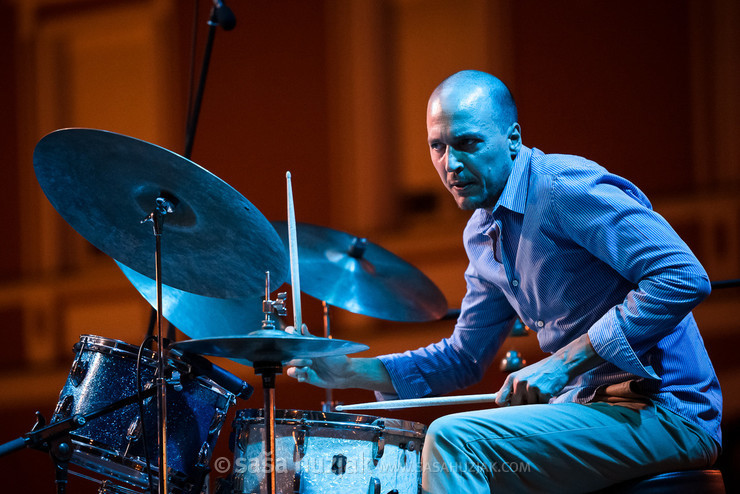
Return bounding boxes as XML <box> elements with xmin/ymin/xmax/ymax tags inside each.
<box><xmin>116</xmin><ymin>260</ymin><xmax>275</xmax><ymax>339</ymax></box>
<box><xmin>33</xmin><ymin>128</ymin><xmax>289</xmax><ymax>298</ymax></box>
<box><xmin>170</xmin><ymin>331</ymin><xmax>369</xmax><ymax>366</ymax></box>
<box><xmin>271</xmin><ymin>222</ymin><xmax>448</xmax><ymax>322</ymax></box>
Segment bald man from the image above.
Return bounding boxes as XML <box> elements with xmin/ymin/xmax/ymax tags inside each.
<box><xmin>288</xmin><ymin>70</ymin><xmax>721</xmax><ymax>492</ymax></box>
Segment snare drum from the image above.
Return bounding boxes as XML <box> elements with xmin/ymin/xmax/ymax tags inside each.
<box><xmin>52</xmin><ymin>335</ymin><xmax>235</xmax><ymax>493</ymax></box>
<box><xmin>230</xmin><ymin>409</ymin><xmax>425</xmax><ymax>494</ymax></box>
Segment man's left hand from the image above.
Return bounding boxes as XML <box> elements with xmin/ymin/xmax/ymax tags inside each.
<box><xmin>495</xmin><ymin>332</ymin><xmax>603</xmax><ymax>406</ymax></box>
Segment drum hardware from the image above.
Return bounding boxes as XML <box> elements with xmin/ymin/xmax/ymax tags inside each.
<box><xmin>372</xmin><ymin>420</ymin><xmax>385</xmax><ymax>467</ymax></box>
<box><xmin>0</xmin><ymin>382</ymin><xmax>159</xmax><ymax>493</ymax></box>
<box><xmin>368</xmin><ymin>477</ymin><xmax>381</xmax><ymax>494</ymax></box>
<box><xmin>142</xmin><ymin>193</ymin><xmax>175</xmax><ymax>494</ymax></box>
<box><xmin>230</xmin><ymin>409</ymin><xmax>425</xmax><ymax>494</ymax></box>
<box><xmin>46</xmin><ymin>335</ymin><xmax>236</xmax><ymax>494</ymax></box>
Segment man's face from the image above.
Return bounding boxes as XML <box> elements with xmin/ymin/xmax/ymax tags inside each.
<box><xmin>427</xmin><ymin>91</ymin><xmax>517</xmax><ymax>211</ymax></box>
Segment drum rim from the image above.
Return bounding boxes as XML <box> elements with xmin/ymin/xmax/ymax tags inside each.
<box><xmin>78</xmin><ymin>334</ymin><xmax>158</xmax><ymax>364</ymax></box>
<box><xmin>75</xmin><ymin>334</ymin><xmax>237</xmax><ymax>399</ymax></box>
<box><xmin>69</xmin><ymin>438</ymin><xmax>193</xmax><ymax>491</ymax></box>
<box><xmin>233</xmin><ymin>408</ymin><xmax>427</xmax><ymax>436</ymax></box>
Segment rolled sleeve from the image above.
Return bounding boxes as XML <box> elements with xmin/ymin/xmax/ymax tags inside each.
<box><xmin>588</xmin><ymin>307</ymin><xmax>659</xmax><ymax>380</ymax></box>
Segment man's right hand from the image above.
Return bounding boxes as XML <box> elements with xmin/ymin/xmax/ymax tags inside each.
<box><xmin>284</xmin><ymin>324</ymin><xmax>396</xmax><ymax>393</ymax></box>
<box><xmin>286</xmin><ymin>355</ymin><xmax>354</xmax><ymax>389</ymax></box>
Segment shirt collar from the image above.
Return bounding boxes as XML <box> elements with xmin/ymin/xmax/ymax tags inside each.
<box><xmin>490</xmin><ymin>145</ymin><xmax>531</xmax><ymax>216</ymax></box>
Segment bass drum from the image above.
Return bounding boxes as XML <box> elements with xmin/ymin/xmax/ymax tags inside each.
<box><xmin>230</xmin><ymin>409</ymin><xmax>425</xmax><ymax>494</ymax></box>
<box><xmin>52</xmin><ymin>335</ymin><xmax>235</xmax><ymax>493</ymax></box>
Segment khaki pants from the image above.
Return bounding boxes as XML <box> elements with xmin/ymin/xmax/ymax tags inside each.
<box><xmin>421</xmin><ymin>402</ymin><xmax>718</xmax><ymax>493</ymax></box>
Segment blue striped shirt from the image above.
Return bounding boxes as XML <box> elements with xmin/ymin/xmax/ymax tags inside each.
<box><xmin>378</xmin><ymin>146</ymin><xmax>722</xmax><ymax>445</ymax></box>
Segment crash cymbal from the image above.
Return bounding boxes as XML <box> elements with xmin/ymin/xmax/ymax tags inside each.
<box><xmin>170</xmin><ymin>331</ymin><xmax>369</xmax><ymax>366</ymax></box>
<box><xmin>33</xmin><ymin>128</ymin><xmax>288</xmax><ymax>298</ymax></box>
<box><xmin>116</xmin><ymin>260</ymin><xmax>277</xmax><ymax>339</ymax></box>
<box><xmin>271</xmin><ymin>222</ymin><xmax>448</xmax><ymax>322</ymax></box>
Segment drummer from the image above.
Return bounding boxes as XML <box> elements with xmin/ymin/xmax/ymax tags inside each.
<box><xmin>287</xmin><ymin>70</ymin><xmax>721</xmax><ymax>493</ymax></box>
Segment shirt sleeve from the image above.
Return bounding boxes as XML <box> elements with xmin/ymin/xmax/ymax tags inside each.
<box><xmin>377</xmin><ymin>263</ymin><xmax>516</xmax><ymax>399</ymax></box>
<box><xmin>552</xmin><ymin>169</ymin><xmax>711</xmax><ymax>380</ymax></box>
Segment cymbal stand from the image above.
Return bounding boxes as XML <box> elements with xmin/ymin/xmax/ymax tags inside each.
<box><xmin>142</xmin><ymin>197</ymin><xmax>175</xmax><ymax>494</ymax></box>
<box><xmin>320</xmin><ymin>301</ymin><xmax>337</xmax><ymax>412</ymax></box>
<box><xmin>257</xmin><ymin>272</ymin><xmax>287</xmax><ymax>494</ymax></box>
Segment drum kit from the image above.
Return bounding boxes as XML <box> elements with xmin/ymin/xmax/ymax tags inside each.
<box><xmin>0</xmin><ymin>128</ymin><xmax>450</xmax><ymax>494</ymax></box>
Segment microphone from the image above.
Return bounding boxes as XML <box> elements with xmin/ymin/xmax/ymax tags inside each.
<box><xmin>212</xmin><ymin>0</ymin><xmax>237</xmax><ymax>31</ymax></box>
<box><xmin>175</xmin><ymin>350</ymin><xmax>254</xmax><ymax>400</ymax></box>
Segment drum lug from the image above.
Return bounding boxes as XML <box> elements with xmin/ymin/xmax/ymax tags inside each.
<box><xmin>195</xmin><ymin>441</ymin><xmax>211</xmax><ymax>469</ymax></box>
<box><xmin>367</xmin><ymin>477</ymin><xmax>381</xmax><ymax>494</ymax></box>
<box><xmin>70</xmin><ymin>354</ymin><xmax>88</xmax><ymax>387</ymax></box>
<box><xmin>372</xmin><ymin>419</ymin><xmax>385</xmax><ymax>466</ymax></box>
<box><xmin>209</xmin><ymin>406</ymin><xmax>228</xmax><ymax>435</ymax></box>
<box><xmin>168</xmin><ymin>369</ymin><xmax>183</xmax><ymax>392</ymax></box>
<box><xmin>294</xmin><ymin>416</ymin><xmax>309</xmax><ymax>459</ymax></box>
<box><xmin>53</xmin><ymin>394</ymin><xmax>74</xmax><ymax>420</ymax></box>
<box><xmin>125</xmin><ymin>416</ymin><xmax>142</xmax><ymax>441</ymax></box>
<box><xmin>398</xmin><ymin>440</ymin><xmax>415</xmax><ymax>467</ymax></box>
<box><xmin>293</xmin><ymin>471</ymin><xmax>302</xmax><ymax>494</ymax></box>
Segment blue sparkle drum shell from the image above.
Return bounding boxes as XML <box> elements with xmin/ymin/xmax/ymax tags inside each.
<box><xmin>52</xmin><ymin>335</ymin><xmax>235</xmax><ymax>493</ymax></box>
<box><xmin>230</xmin><ymin>408</ymin><xmax>426</xmax><ymax>494</ymax></box>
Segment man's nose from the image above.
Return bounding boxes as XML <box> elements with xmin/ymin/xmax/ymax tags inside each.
<box><xmin>445</xmin><ymin>148</ymin><xmax>464</xmax><ymax>173</ymax></box>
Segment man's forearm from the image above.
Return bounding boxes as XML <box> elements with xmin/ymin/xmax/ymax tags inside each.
<box><xmin>345</xmin><ymin>357</ymin><xmax>396</xmax><ymax>393</ymax></box>
<box><xmin>553</xmin><ymin>332</ymin><xmax>603</xmax><ymax>379</ymax></box>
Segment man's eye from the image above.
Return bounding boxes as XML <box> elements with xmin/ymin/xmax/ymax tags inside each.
<box><xmin>430</xmin><ymin>142</ymin><xmax>445</xmax><ymax>152</ymax></box>
<box><xmin>459</xmin><ymin>138</ymin><xmax>479</xmax><ymax>150</ymax></box>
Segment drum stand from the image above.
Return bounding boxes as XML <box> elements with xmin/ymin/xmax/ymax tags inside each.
<box><xmin>0</xmin><ymin>388</ymin><xmax>158</xmax><ymax>494</ymax></box>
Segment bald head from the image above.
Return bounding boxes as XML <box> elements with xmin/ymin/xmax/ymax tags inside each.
<box><xmin>429</xmin><ymin>70</ymin><xmax>518</xmax><ymax>133</ymax></box>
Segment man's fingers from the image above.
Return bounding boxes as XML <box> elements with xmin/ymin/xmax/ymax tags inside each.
<box><xmin>495</xmin><ymin>376</ymin><xmax>513</xmax><ymax>406</ymax></box>
<box><xmin>287</xmin><ymin>366</ymin><xmax>312</xmax><ymax>383</ymax></box>
<box><xmin>286</xmin><ymin>358</ymin><xmax>313</xmax><ymax>367</ymax></box>
<box><xmin>510</xmin><ymin>379</ymin><xmax>525</xmax><ymax>406</ymax></box>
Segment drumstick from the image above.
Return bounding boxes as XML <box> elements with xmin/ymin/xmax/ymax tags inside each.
<box><xmin>286</xmin><ymin>171</ymin><xmax>302</xmax><ymax>331</ymax></box>
<box><xmin>335</xmin><ymin>392</ymin><xmax>498</xmax><ymax>411</ymax></box>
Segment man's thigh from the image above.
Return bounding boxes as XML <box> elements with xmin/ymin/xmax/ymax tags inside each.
<box><xmin>422</xmin><ymin>402</ymin><xmax>715</xmax><ymax>493</ymax></box>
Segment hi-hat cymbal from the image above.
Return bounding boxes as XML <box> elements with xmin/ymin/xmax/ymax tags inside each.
<box><xmin>33</xmin><ymin>128</ymin><xmax>288</xmax><ymax>298</ymax></box>
<box><xmin>116</xmin><ymin>260</ymin><xmax>274</xmax><ymax>339</ymax></box>
<box><xmin>271</xmin><ymin>222</ymin><xmax>448</xmax><ymax>322</ymax></box>
<box><xmin>170</xmin><ymin>331</ymin><xmax>369</xmax><ymax>366</ymax></box>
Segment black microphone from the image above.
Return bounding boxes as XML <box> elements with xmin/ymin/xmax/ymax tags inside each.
<box><xmin>176</xmin><ymin>350</ymin><xmax>253</xmax><ymax>400</ymax></box>
<box><xmin>212</xmin><ymin>0</ymin><xmax>236</xmax><ymax>31</ymax></box>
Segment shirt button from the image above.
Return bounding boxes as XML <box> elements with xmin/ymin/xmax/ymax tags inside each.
<box><xmin>511</xmin><ymin>279</ymin><xmax>519</xmax><ymax>287</ymax></box>
<box><xmin>536</xmin><ymin>320</ymin><xmax>544</xmax><ymax>328</ymax></box>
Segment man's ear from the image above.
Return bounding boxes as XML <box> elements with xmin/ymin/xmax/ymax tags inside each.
<box><xmin>508</xmin><ymin>123</ymin><xmax>522</xmax><ymax>159</ymax></box>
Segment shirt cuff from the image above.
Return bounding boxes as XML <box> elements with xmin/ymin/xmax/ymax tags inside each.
<box><xmin>588</xmin><ymin>309</ymin><xmax>660</xmax><ymax>381</ymax></box>
<box><xmin>376</xmin><ymin>353</ymin><xmax>433</xmax><ymax>400</ymax></box>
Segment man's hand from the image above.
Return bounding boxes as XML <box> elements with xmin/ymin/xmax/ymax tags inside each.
<box><xmin>284</xmin><ymin>324</ymin><xmax>395</xmax><ymax>393</ymax></box>
<box><xmin>495</xmin><ymin>333</ymin><xmax>602</xmax><ymax>406</ymax></box>
<box><xmin>286</xmin><ymin>355</ymin><xmax>354</xmax><ymax>389</ymax></box>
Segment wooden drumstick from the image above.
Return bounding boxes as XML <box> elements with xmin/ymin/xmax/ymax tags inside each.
<box><xmin>335</xmin><ymin>392</ymin><xmax>498</xmax><ymax>411</ymax></box>
<box><xmin>286</xmin><ymin>172</ymin><xmax>302</xmax><ymax>331</ymax></box>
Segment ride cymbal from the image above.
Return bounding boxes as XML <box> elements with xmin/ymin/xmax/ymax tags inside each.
<box><xmin>33</xmin><ymin>128</ymin><xmax>288</xmax><ymax>298</ymax></box>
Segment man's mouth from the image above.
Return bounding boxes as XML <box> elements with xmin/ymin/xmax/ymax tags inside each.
<box><xmin>450</xmin><ymin>180</ymin><xmax>476</xmax><ymax>192</ymax></box>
